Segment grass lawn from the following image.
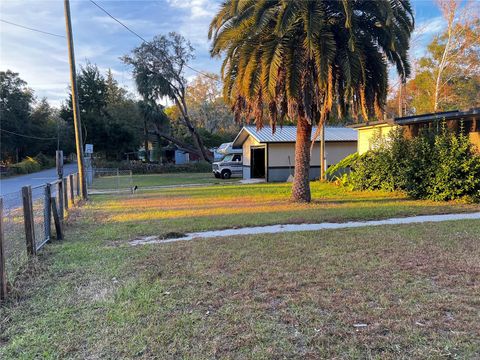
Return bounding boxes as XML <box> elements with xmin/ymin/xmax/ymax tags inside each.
<box><xmin>131</xmin><ymin>172</ymin><xmax>239</xmax><ymax>187</ymax></box>
<box><xmin>1</xmin><ymin>179</ymin><xmax>479</xmax><ymax>358</ymax></box>
<box><xmin>90</xmin><ymin>172</ymin><xmax>238</xmax><ymax>191</ymax></box>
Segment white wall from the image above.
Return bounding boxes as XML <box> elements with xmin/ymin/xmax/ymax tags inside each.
<box><xmin>242</xmin><ymin>136</ymin><xmax>261</xmax><ymax>166</ymax></box>
<box><xmin>267</xmin><ymin>142</ymin><xmax>357</xmax><ymax>167</ymax></box>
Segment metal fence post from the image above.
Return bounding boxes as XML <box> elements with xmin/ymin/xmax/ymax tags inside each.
<box><xmin>58</xmin><ymin>180</ymin><xmax>64</xmax><ymax>221</ymax></box>
<box><xmin>0</xmin><ymin>198</ymin><xmax>7</xmax><ymax>301</ymax></box>
<box><xmin>44</xmin><ymin>183</ymin><xmax>52</xmax><ymax>242</ymax></box>
<box><xmin>63</xmin><ymin>177</ymin><xmax>69</xmax><ymax>210</ymax></box>
<box><xmin>22</xmin><ymin>186</ymin><xmax>36</xmax><ymax>256</ymax></box>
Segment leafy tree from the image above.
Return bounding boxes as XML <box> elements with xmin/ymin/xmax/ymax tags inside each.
<box><xmin>0</xmin><ymin>71</ymin><xmax>66</xmax><ymax>163</ymax></box>
<box><xmin>388</xmin><ymin>3</ymin><xmax>479</xmax><ymax>116</ymax></box>
<box><xmin>209</xmin><ymin>0</ymin><xmax>414</xmax><ymax>202</ymax></box>
<box><xmin>186</xmin><ymin>73</ymin><xmax>239</xmax><ymax>134</ymax></box>
<box><xmin>122</xmin><ymin>33</ymin><xmax>213</xmax><ymax>162</ymax></box>
<box><xmin>61</xmin><ymin>64</ymin><xmax>143</xmax><ymax>159</ymax></box>
<box><xmin>0</xmin><ymin>70</ymin><xmax>34</xmax><ymax>162</ymax></box>
<box><xmin>138</xmin><ymin>99</ymin><xmax>172</xmax><ymax>162</ymax></box>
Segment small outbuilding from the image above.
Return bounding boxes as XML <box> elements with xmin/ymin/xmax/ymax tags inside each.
<box><xmin>232</xmin><ymin>125</ymin><xmax>358</xmax><ymax>182</ymax></box>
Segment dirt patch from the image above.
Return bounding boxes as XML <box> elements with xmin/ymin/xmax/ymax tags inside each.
<box><xmin>130</xmin><ymin>232</ymin><xmax>187</xmax><ymax>246</ymax></box>
<box><xmin>130</xmin><ymin>212</ymin><xmax>480</xmax><ymax>246</ymax></box>
<box><xmin>161</xmin><ymin>232</ymin><xmax>186</xmax><ymax>240</ymax></box>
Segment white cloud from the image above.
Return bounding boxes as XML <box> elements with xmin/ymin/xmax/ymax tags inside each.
<box><xmin>0</xmin><ymin>0</ymin><xmax>221</xmax><ymax>106</ymax></box>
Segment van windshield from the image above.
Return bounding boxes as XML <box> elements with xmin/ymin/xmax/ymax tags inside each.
<box><xmin>222</xmin><ymin>154</ymin><xmax>233</xmax><ymax>162</ymax></box>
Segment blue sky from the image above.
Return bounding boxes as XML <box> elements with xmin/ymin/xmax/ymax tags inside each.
<box><xmin>0</xmin><ymin>0</ymin><xmax>446</xmax><ymax>107</ymax></box>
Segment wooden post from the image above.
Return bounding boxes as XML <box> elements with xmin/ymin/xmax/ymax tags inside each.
<box><xmin>44</xmin><ymin>183</ymin><xmax>52</xmax><ymax>242</ymax></box>
<box><xmin>51</xmin><ymin>197</ymin><xmax>63</xmax><ymax>240</ymax></box>
<box><xmin>76</xmin><ymin>172</ymin><xmax>80</xmax><ymax>196</ymax></box>
<box><xmin>56</xmin><ymin>150</ymin><xmax>64</xmax><ymax>179</ymax></box>
<box><xmin>57</xmin><ymin>180</ymin><xmax>64</xmax><ymax>221</ymax></box>
<box><xmin>69</xmin><ymin>174</ymin><xmax>74</xmax><ymax>205</ymax></box>
<box><xmin>22</xmin><ymin>186</ymin><xmax>36</xmax><ymax>256</ymax></box>
<box><xmin>0</xmin><ymin>198</ymin><xmax>7</xmax><ymax>301</ymax></box>
<box><xmin>63</xmin><ymin>177</ymin><xmax>69</xmax><ymax>210</ymax></box>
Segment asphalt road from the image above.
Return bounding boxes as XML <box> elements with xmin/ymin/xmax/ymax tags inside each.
<box><xmin>1</xmin><ymin>163</ymin><xmax>78</xmax><ymax>209</ymax></box>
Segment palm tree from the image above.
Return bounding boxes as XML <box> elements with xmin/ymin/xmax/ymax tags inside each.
<box><xmin>209</xmin><ymin>0</ymin><xmax>414</xmax><ymax>202</ymax></box>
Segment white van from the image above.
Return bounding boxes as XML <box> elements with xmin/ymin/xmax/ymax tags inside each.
<box><xmin>212</xmin><ymin>142</ymin><xmax>243</xmax><ymax>179</ymax></box>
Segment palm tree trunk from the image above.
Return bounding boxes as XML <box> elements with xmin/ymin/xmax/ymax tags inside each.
<box><xmin>292</xmin><ymin>117</ymin><xmax>312</xmax><ymax>202</ymax></box>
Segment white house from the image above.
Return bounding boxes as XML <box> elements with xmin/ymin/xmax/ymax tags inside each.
<box><xmin>232</xmin><ymin>125</ymin><xmax>358</xmax><ymax>182</ymax></box>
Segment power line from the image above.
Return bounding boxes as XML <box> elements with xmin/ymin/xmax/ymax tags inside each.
<box><xmin>0</xmin><ymin>19</ymin><xmax>65</xmax><ymax>38</ymax></box>
<box><xmin>88</xmin><ymin>0</ymin><xmax>220</xmax><ymax>82</ymax></box>
<box><xmin>0</xmin><ymin>128</ymin><xmax>57</xmax><ymax>140</ymax></box>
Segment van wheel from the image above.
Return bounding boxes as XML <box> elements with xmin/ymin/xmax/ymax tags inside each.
<box><xmin>221</xmin><ymin>170</ymin><xmax>231</xmax><ymax>179</ymax></box>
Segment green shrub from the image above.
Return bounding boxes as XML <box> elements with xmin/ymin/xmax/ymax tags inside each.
<box><xmin>325</xmin><ymin>152</ymin><xmax>359</xmax><ymax>180</ymax></box>
<box><xmin>11</xmin><ymin>157</ymin><xmax>42</xmax><ymax>174</ymax></box>
<box><xmin>7</xmin><ymin>153</ymin><xmax>56</xmax><ymax>176</ymax></box>
<box><xmin>33</xmin><ymin>152</ymin><xmax>55</xmax><ymax>168</ymax></box>
<box><xmin>333</xmin><ymin>125</ymin><xmax>480</xmax><ymax>202</ymax></box>
<box><xmin>92</xmin><ymin>159</ymin><xmax>212</xmax><ymax>174</ymax></box>
<box><xmin>428</xmin><ymin>131</ymin><xmax>480</xmax><ymax>201</ymax></box>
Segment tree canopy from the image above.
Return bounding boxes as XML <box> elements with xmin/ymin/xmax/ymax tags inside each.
<box><xmin>123</xmin><ymin>33</ymin><xmax>213</xmax><ymax>162</ymax></box>
<box><xmin>61</xmin><ymin>63</ymin><xmax>143</xmax><ymax>160</ymax></box>
<box><xmin>209</xmin><ymin>0</ymin><xmax>414</xmax><ymax>129</ymax></box>
<box><xmin>0</xmin><ymin>70</ymin><xmax>71</xmax><ymax>163</ymax></box>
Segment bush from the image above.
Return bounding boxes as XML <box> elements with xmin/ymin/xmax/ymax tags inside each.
<box><xmin>334</xmin><ymin>126</ymin><xmax>480</xmax><ymax>202</ymax></box>
<box><xmin>7</xmin><ymin>153</ymin><xmax>56</xmax><ymax>176</ymax></box>
<box><xmin>33</xmin><ymin>152</ymin><xmax>55</xmax><ymax>168</ymax></box>
<box><xmin>11</xmin><ymin>157</ymin><xmax>42</xmax><ymax>174</ymax></box>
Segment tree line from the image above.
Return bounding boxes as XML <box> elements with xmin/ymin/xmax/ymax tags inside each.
<box><xmin>1</xmin><ymin>56</ymin><xmax>240</xmax><ymax>164</ymax></box>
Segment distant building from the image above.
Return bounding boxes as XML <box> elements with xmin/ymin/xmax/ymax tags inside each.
<box><xmin>352</xmin><ymin>108</ymin><xmax>480</xmax><ymax>154</ymax></box>
<box><xmin>232</xmin><ymin>125</ymin><xmax>358</xmax><ymax>182</ymax></box>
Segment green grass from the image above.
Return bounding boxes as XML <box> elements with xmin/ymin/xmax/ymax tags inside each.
<box><xmin>131</xmin><ymin>172</ymin><xmax>239</xmax><ymax>187</ymax></box>
<box><xmin>1</xmin><ymin>178</ymin><xmax>479</xmax><ymax>358</ymax></box>
<box><xmin>92</xmin><ymin>180</ymin><xmax>479</xmax><ymax>236</ymax></box>
<box><xmin>90</xmin><ymin>172</ymin><xmax>238</xmax><ymax>191</ymax></box>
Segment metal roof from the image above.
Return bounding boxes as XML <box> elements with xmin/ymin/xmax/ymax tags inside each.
<box><xmin>394</xmin><ymin>108</ymin><xmax>480</xmax><ymax>125</ymax></box>
<box><xmin>233</xmin><ymin>125</ymin><xmax>357</xmax><ymax>147</ymax></box>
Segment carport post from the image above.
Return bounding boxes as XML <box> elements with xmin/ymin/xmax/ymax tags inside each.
<box><xmin>320</xmin><ymin>123</ymin><xmax>326</xmax><ymax>181</ymax></box>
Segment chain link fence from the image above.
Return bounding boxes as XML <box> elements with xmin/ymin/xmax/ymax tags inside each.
<box><xmin>31</xmin><ymin>184</ymin><xmax>50</xmax><ymax>251</ymax></box>
<box><xmin>87</xmin><ymin>168</ymin><xmax>133</xmax><ymax>194</ymax></box>
<box><xmin>2</xmin><ymin>190</ymin><xmax>27</xmax><ymax>285</ymax></box>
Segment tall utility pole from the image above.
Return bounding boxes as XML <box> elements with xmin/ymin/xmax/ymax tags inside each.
<box><xmin>64</xmin><ymin>0</ymin><xmax>87</xmax><ymax>200</ymax></box>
